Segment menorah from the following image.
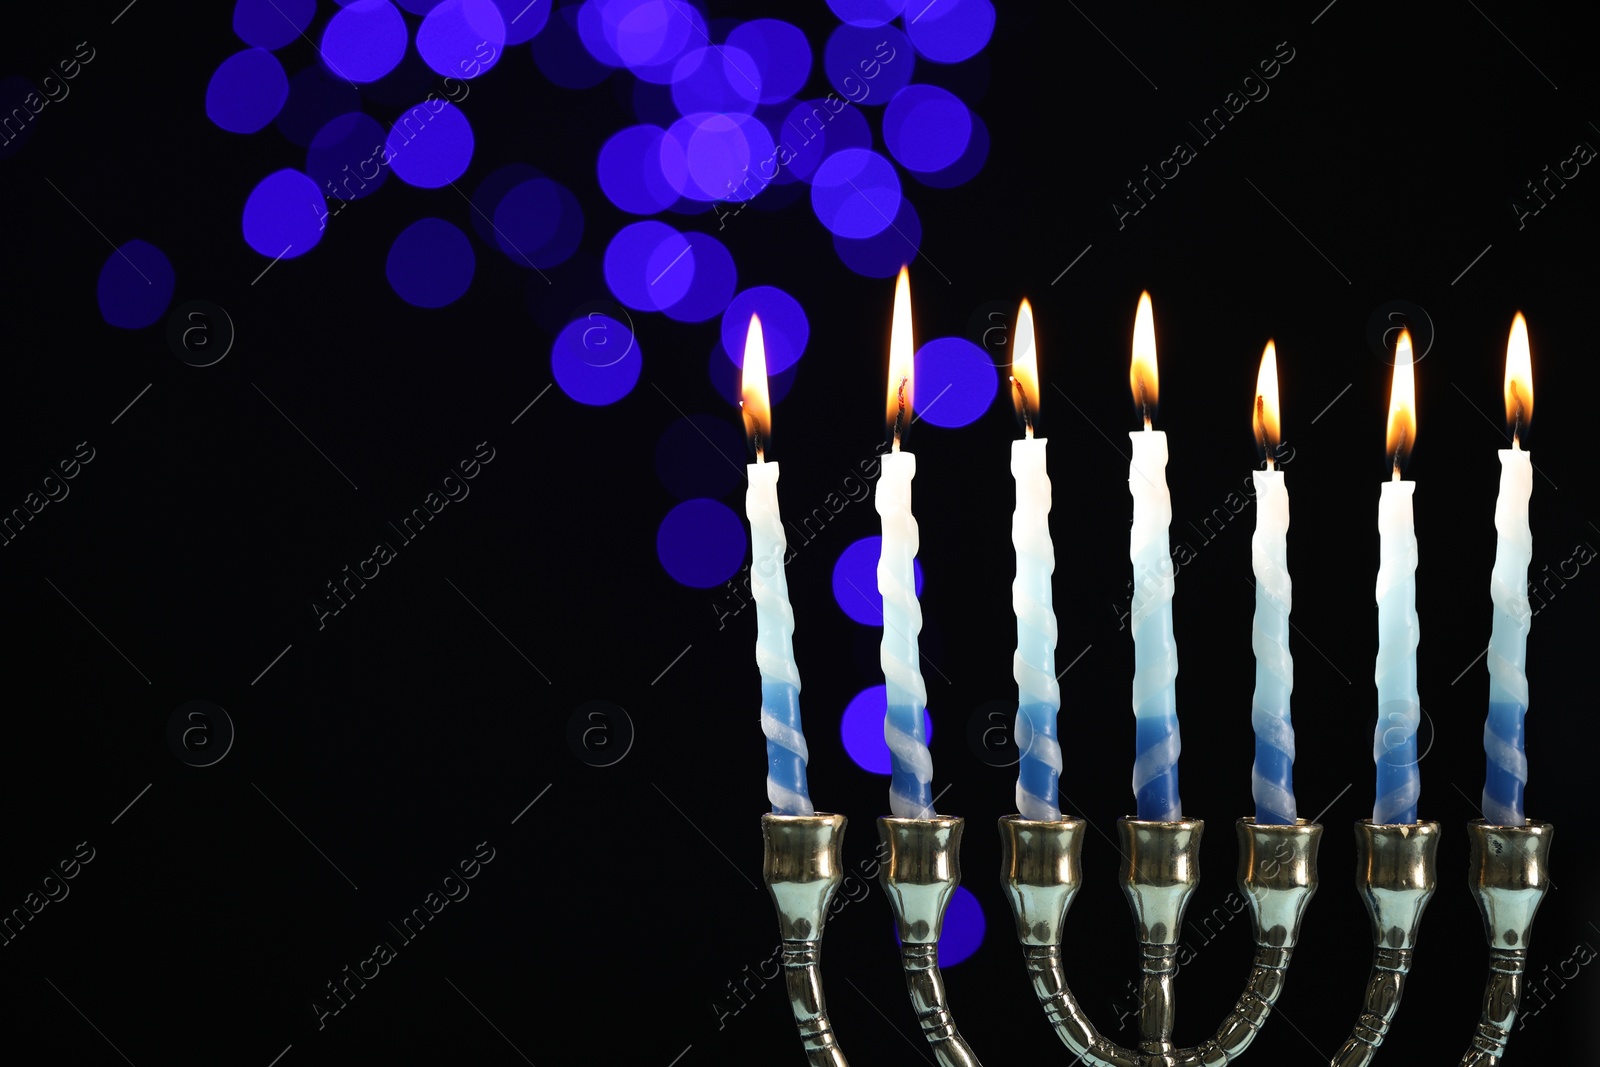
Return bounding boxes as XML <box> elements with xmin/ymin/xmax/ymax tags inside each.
<box><xmin>760</xmin><ymin>808</ymin><xmax>1553</xmax><ymax>1067</ymax></box>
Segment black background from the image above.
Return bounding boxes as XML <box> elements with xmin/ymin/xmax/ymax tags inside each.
<box><xmin>2</xmin><ymin>2</ymin><xmax>1596</xmax><ymax>1064</ymax></box>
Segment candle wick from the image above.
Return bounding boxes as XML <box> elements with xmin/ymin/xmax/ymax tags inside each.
<box><xmin>892</xmin><ymin>375</ymin><xmax>908</xmax><ymax>450</ymax></box>
<box><xmin>1265</xmin><ymin>455</ymin><xmax>1275</xmax><ymax>471</ymax></box>
<box><xmin>1010</xmin><ymin>376</ymin><xmax>1035</xmax><ymax>439</ymax></box>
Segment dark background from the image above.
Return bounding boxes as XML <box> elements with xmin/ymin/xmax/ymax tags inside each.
<box><xmin>2</xmin><ymin>1</ymin><xmax>1596</xmax><ymax>1064</ymax></box>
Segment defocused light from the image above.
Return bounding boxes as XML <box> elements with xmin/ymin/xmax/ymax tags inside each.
<box><xmin>551</xmin><ymin>313</ymin><xmax>642</xmax><ymax>405</ymax></box>
<box><xmin>307</xmin><ymin>113</ymin><xmax>389</xmax><ymax>200</ymax></box>
<box><xmin>882</xmin><ymin>84</ymin><xmax>971</xmax><ymax>172</ymax></box>
<box><xmin>233</xmin><ymin>0</ymin><xmax>315</xmax><ymax>50</ymax></box>
<box><xmin>727</xmin><ymin>20</ymin><xmax>812</xmax><ymax>104</ymax></box>
<box><xmin>604</xmin><ymin>221</ymin><xmax>695</xmax><ymax>311</ymax></box>
<box><xmin>721</xmin><ymin>287</ymin><xmax>808</xmax><ymax>374</ymax></box>
<box><xmin>656</xmin><ymin>499</ymin><xmax>746</xmax><ymax>588</ymax></box>
<box><xmin>906</xmin><ymin>0</ymin><xmax>995</xmax><ymax>63</ymax></box>
<box><xmin>385</xmin><ymin>100</ymin><xmax>474</xmax><ymax>188</ymax></box>
<box><xmin>812</xmin><ymin>148</ymin><xmax>901</xmax><ymax>238</ymax></box>
<box><xmin>385</xmin><ymin>218</ymin><xmax>475</xmax><ymax>307</ymax></box>
<box><xmin>206</xmin><ymin>49</ymin><xmax>289</xmax><ymax>134</ymax></box>
<box><xmin>833</xmin><ymin>198</ymin><xmax>920</xmax><ymax>278</ymax></box>
<box><xmin>242</xmin><ymin>169</ymin><xmax>326</xmax><ymax>258</ymax></box>
<box><xmin>96</xmin><ymin>241</ymin><xmax>175</xmax><ymax>329</ymax></box>
<box><xmin>914</xmin><ymin>338</ymin><xmax>998</xmax><ymax>428</ymax></box>
<box><xmin>417</xmin><ymin>0</ymin><xmax>506</xmax><ymax>79</ymax></box>
<box><xmin>321</xmin><ymin>0</ymin><xmax>408</xmax><ymax>83</ymax></box>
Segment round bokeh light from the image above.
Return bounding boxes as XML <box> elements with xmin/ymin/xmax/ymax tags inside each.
<box><xmin>532</xmin><ymin>4</ymin><xmax>613</xmax><ymax>89</ymax></box>
<box><xmin>493</xmin><ymin>0</ymin><xmax>550</xmax><ymax>43</ymax></box>
<box><xmin>497</xmin><ymin>177</ymin><xmax>584</xmax><ymax>269</ymax></box>
<box><xmin>811</xmin><ymin>148</ymin><xmax>901</xmax><ymax>239</ymax></box>
<box><xmin>670</xmin><ymin>45</ymin><xmax>762</xmax><ymax>116</ymax></box>
<box><xmin>234</xmin><ymin>0</ymin><xmax>316</xmax><ymax>50</ymax></box>
<box><xmin>307</xmin><ymin>112</ymin><xmax>390</xmax><ymax>200</ymax></box>
<box><xmin>894</xmin><ymin>886</ymin><xmax>986</xmax><ymax>965</ymax></box>
<box><xmin>242</xmin><ymin>169</ymin><xmax>326</xmax><ymax>258</ymax></box>
<box><xmin>778</xmin><ymin>98</ymin><xmax>871</xmax><ymax>183</ymax></box>
<box><xmin>832</xmin><ymin>535</ymin><xmax>924</xmax><ymax>625</ymax></box>
<box><xmin>663</xmin><ymin>232</ymin><xmax>737</xmax><ymax>322</ymax></box>
<box><xmin>551</xmin><ymin>313</ymin><xmax>642</xmax><ymax>405</ymax></box>
<box><xmin>825</xmin><ymin>0</ymin><xmax>906</xmax><ymax>28</ymax></box>
<box><xmin>206</xmin><ymin>48</ymin><xmax>289</xmax><ymax>134</ymax></box>
<box><xmin>416</xmin><ymin>0</ymin><xmax>507</xmax><ymax>79</ymax></box>
<box><xmin>385</xmin><ymin>218</ymin><xmax>475</xmax><ymax>307</ymax></box>
<box><xmin>726</xmin><ymin>20</ymin><xmax>811</xmax><ymax>104</ymax></box>
<box><xmin>840</xmin><ymin>685</ymin><xmax>933</xmax><ymax>775</ymax></box>
<box><xmin>913</xmin><ymin>338</ymin><xmax>998</xmax><ymax>428</ymax></box>
<box><xmin>823</xmin><ymin>25</ymin><xmax>912</xmax><ymax>104</ymax></box>
<box><xmin>661</xmin><ymin>112</ymin><xmax>774</xmax><ymax>203</ymax></box>
<box><xmin>320</xmin><ymin>0</ymin><xmax>409</xmax><ymax>83</ymax></box>
<box><xmin>906</xmin><ymin>0</ymin><xmax>996</xmax><ymax>63</ymax></box>
<box><xmin>385</xmin><ymin>100</ymin><xmax>474</xmax><ymax>187</ymax></box>
<box><xmin>883</xmin><ymin>84</ymin><xmax>971</xmax><ymax>173</ymax></box>
<box><xmin>833</xmin><ymin>198</ymin><xmax>919</xmax><ymax>278</ymax></box>
<box><xmin>96</xmin><ymin>241</ymin><xmax>175</xmax><ymax>329</ymax></box>
<box><xmin>598</xmin><ymin>125</ymin><xmax>679</xmax><ymax>214</ymax></box>
<box><xmin>655</xmin><ymin>414</ymin><xmax>746</xmax><ymax>501</ymax></box>
<box><xmin>604</xmin><ymin>221</ymin><xmax>695</xmax><ymax>312</ymax></box>
<box><xmin>275</xmin><ymin>67</ymin><xmax>362</xmax><ymax>147</ymax></box>
<box><xmin>720</xmin><ymin>287</ymin><xmax>808</xmax><ymax>374</ymax></box>
<box><xmin>656</xmin><ymin>498</ymin><xmax>746</xmax><ymax>588</ymax></box>
<box><xmin>914</xmin><ymin>111</ymin><xmax>989</xmax><ymax>189</ymax></box>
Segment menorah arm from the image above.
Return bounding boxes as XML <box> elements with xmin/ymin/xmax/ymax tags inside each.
<box><xmin>1328</xmin><ymin>820</ymin><xmax>1440</xmax><ymax>1067</ymax></box>
<box><xmin>762</xmin><ymin>814</ymin><xmax>851</xmax><ymax>1067</ymax></box>
<box><xmin>880</xmin><ymin>816</ymin><xmax>986</xmax><ymax>1067</ymax></box>
<box><xmin>1172</xmin><ymin>820</ymin><xmax>1322</xmax><ymax>1066</ymax></box>
<box><xmin>1456</xmin><ymin>820</ymin><xmax>1552</xmax><ymax>1067</ymax></box>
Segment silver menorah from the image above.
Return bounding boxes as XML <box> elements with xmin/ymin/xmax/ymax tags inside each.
<box><xmin>760</xmin><ymin>809</ymin><xmax>1553</xmax><ymax>1066</ymax></box>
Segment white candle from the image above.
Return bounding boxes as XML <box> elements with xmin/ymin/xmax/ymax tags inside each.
<box><xmin>1483</xmin><ymin>312</ymin><xmax>1534</xmax><ymax>825</ymax></box>
<box><xmin>878</xmin><ymin>267</ymin><xmax>932</xmax><ymax>819</ymax></box>
<box><xmin>1374</xmin><ymin>330</ymin><xmax>1421</xmax><ymax>825</ymax></box>
<box><xmin>1009</xmin><ymin>299</ymin><xmax>1062</xmax><ymax>822</ymax></box>
<box><xmin>1250</xmin><ymin>341</ymin><xmax>1296</xmax><ymax>825</ymax></box>
<box><xmin>1127</xmin><ymin>292</ymin><xmax>1181</xmax><ymax>822</ymax></box>
<box><xmin>742</xmin><ymin>315</ymin><xmax>814</xmax><ymax>817</ymax></box>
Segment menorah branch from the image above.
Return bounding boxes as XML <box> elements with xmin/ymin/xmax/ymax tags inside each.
<box><xmin>761</xmin><ymin>813</ymin><xmax>851</xmax><ymax>1067</ymax></box>
<box><xmin>1458</xmin><ymin>820</ymin><xmax>1553</xmax><ymax>1067</ymax></box>
<box><xmin>879</xmin><ymin>816</ymin><xmax>985</xmax><ymax>1067</ymax></box>
<box><xmin>1329</xmin><ymin>820</ymin><xmax>1439</xmax><ymax>1067</ymax></box>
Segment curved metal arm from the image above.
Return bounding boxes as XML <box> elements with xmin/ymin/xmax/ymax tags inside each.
<box><xmin>879</xmin><ymin>816</ymin><xmax>985</xmax><ymax>1067</ymax></box>
<box><xmin>762</xmin><ymin>814</ymin><xmax>851</xmax><ymax>1067</ymax></box>
<box><xmin>1173</xmin><ymin>820</ymin><xmax>1322</xmax><ymax>1066</ymax></box>
<box><xmin>1457</xmin><ymin>820</ymin><xmax>1553</xmax><ymax>1067</ymax></box>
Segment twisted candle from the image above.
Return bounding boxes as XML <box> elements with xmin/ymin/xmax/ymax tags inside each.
<box><xmin>1483</xmin><ymin>447</ymin><xmax>1532</xmax><ymax>826</ymax></box>
<box><xmin>1012</xmin><ymin>439</ymin><xmax>1062</xmax><ymax>822</ymax></box>
<box><xmin>749</xmin><ymin>462</ymin><xmax>814</xmax><ymax>817</ymax></box>
<box><xmin>742</xmin><ymin>313</ymin><xmax>814</xmax><ymax>817</ymax></box>
<box><xmin>878</xmin><ymin>449</ymin><xmax>933</xmax><ymax>819</ymax></box>
<box><xmin>1250</xmin><ymin>466</ymin><xmax>1296</xmax><ymax>824</ymax></box>
<box><xmin>1374</xmin><ymin>479</ymin><xmax>1421</xmax><ymax>824</ymax></box>
<box><xmin>1129</xmin><ymin>429</ymin><xmax>1181</xmax><ymax>821</ymax></box>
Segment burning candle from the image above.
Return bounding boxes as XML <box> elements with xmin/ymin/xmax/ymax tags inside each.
<box><xmin>741</xmin><ymin>314</ymin><xmax>814</xmax><ymax>817</ymax></box>
<box><xmin>878</xmin><ymin>267</ymin><xmax>934</xmax><ymax>820</ymax></box>
<box><xmin>1483</xmin><ymin>313</ymin><xmax>1534</xmax><ymax>826</ymax></box>
<box><xmin>1250</xmin><ymin>341</ymin><xmax>1297</xmax><ymax>825</ymax></box>
<box><xmin>1009</xmin><ymin>299</ymin><xmax>1063</xmax><ymax>822</ymax></box>
<box><xmin>1127</xmin><ymin>291</ymin><xmax>1182</xmax><ymax>822</ymax></box>
<box><xmin>1374</xmin><ymin>330</ymin><xmax>1422</xmax><ymax>825</ymax></box>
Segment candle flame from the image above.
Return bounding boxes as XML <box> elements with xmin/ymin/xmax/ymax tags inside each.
<box><xmin>1386</xmin><ymin>329</ymin><xmax>1417</xmax><ymax>475</ymax></box>
<box><xmin>1254</xmin><ymin>340</ymin><xmax>1281</xmax><ymax>463</ymax></box>
<box><xmin>1010</xmin><ymin>297</ymin><xmax>1039</xmax><ymax>438</ymax></box>
<box><xmin>1505</xmin><ymin>311</ymin><xmax>1533</xmax><ymax>446</ymax></box>
<box><xmin>1130</xmin><ymin>290</ymin><xmax>1158</xmax><ymax>428</ymax></box>
<box><xmin>885</xmin><ymin>265</ymin><xmax>914</xmax><ymax>446</ymax></box>
<box><xmin>740</xmin><ymin>313</ymin><xmax>770</xmax><ymax>459</ymax></box>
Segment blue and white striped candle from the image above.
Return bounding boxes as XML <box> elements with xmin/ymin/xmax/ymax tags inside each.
<box><xmin>1249</xmin><ymin>341</ymin><xmax>1297</xmax><ymax>825</ymax></box>
<box><xmin>1127</xmin><ymin>292</ymin><xmax>1182</xmax><ymax>822</ymax></box>
<box><xmin>741</xmin><ymin>314</ymin><xmax>814</xmax><ymax>817</ymax></box>
<box><xmin>1374</xmin><ymin>330</ymin><xmax>1421</xmax><ymax>825</ymax></box>
<box><xmin>1009</xmin><ymin>299</ymin><xmax>1063</xmax><ymax>823</ymax></box>
<box><xmin>878</xmin><ymin>267</ymin><xmax>934</xmax><ymax>820</ymax></box>
<box><xmin>1483</xmin><ymin>313</ymin><xmax>1534</xmax><ymax>826</ymax></box>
